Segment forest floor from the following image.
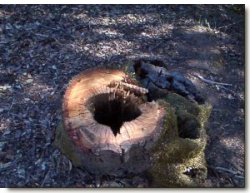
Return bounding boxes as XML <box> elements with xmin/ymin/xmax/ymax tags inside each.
<box><xmin>0</xmin><ymin>5</ymin><xmax>245</xmax><ymax>187</ymax></box>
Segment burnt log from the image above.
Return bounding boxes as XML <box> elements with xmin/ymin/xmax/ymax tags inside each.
<box><xmin>134</xmin><ymin>60</ymin><xmax>205</xmax><ymax>103</ymax></box>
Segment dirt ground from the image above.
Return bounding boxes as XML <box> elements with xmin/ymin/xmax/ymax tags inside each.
<box><xmin>0</xmin><ymin>5</ymin><xmax>245</xmax><ymax>187</ymax></box>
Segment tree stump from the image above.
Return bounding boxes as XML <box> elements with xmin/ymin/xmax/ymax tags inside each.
<box><xmin>55</xmin><ymin>66</ymin><xmax>212</xmax><ymax>187</ymax></box>
<box><xmin>56</xmin><ymin>69</ymin><xmax>166</xmax><ymax>176</ymax></box>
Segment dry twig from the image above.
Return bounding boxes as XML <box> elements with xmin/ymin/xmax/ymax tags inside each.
<box><xmin>194</xmin><ymin>73</ymin><xmax>232</xmax><ymax>86</ymax></box>
<box><xmin>211</xmin><ymin>166</ymin><xmax>244</xmax><ymax>179</ymax></box>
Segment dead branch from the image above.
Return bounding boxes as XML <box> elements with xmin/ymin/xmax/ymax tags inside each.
<box><xmin>214</xmin><ymin>166</ymin><xmax>238</xmax><ymax>175</ymax></box>
<box><xmin>194</xmin><ymin>73</ymin><xmax>232</xmax><ymax>86</ymax></box>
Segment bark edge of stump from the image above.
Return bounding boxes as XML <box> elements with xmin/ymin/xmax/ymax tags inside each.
<box><xmin>56</xmin><ymin>68</ymin><xmax>166</xmax><ymax>175</ymax></box>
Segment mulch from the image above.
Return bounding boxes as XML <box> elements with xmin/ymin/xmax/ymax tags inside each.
<box><xmin>0</xmin><ymin>5</ymin><xmax>245</xmax><ymax>187</ymax></box>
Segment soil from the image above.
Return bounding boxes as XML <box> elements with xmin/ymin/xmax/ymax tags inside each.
<box><xmin>0</xmin><ymin>5</ymin><xmax>245</xmax><ymax>187</ymax></box>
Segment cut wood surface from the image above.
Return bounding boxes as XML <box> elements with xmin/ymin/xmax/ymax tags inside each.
<box><xmin>61</xmin><ymin>68</ymin><xmax>166</xmax><ymax>175</ymax></box>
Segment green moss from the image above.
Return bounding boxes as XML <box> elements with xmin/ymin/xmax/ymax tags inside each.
<box><xmin>166</xmin><ymin>93</ymin><xmax>200</xmax><ymax>116</ymax></box>
<box><xmin>149</xmin><ymin>96</ymin><xmax>212</xmax><ymax>187</ymax></box>
<box><xmin>154</xmin><ymin>138</ymin><xmax>203</xmax><ymax>164</ymax></box>
<box><xmin>176</xmin><ymin>110</ymin><xmax>200</xmax><ymax>139</ymax></box>
<box><xmin>156</xmin><ymin>100</ymin><xmax>178</xmax><ymax>141</ymax></box>
<box><xmin>54</xmin><ymin>122</ymin><xmax>83</xmax><ymax>167</ymax></box>
<box><xmin>198</xmin><ymin>103</ymin><xmax>212</xmax><ymax>128</ymax></box>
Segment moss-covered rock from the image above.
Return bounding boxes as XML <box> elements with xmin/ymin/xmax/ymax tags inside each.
<box><xmin>149</xmin><ymin>93</ymin><xmax>212</xmax><ymax>187</ymax></box>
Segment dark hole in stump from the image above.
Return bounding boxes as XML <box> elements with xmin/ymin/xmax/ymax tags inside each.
<box><xmin>177</xmin><ymin>115</ymin><xmax>200</xmax><ymax>139</ymax></box>
<box><xmin>89</xmin><ymin>93</ymin><xmax>142</xmax><ymax>136</ymax></box>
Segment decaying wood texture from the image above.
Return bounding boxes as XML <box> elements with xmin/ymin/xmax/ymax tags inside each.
<box><xmin>60</xmin><ymin>68</ymin><xmax>166</xmax><ymax>175</ymax></box>
<box><xmin>134</xmin><ymin>60</ymin><xmax>205</xmax><ymax>103</ymax></box>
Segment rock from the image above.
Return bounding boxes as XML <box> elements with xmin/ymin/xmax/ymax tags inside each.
<box><xmin>26</xmin><ymin>79</ymin><xmax>33</xmax><ymax>84</ymax></box>
<box><xmin>24</xmin><ymin>98</ymin><xmax>30</xmax><ymax>101</ymax></box>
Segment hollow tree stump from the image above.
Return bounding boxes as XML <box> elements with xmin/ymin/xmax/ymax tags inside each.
<box><xmin>55</xmin><ymin>66</ymin><xmax>212</xmax><ymax>187</ymax></box>
<box><xmin>56</xmin><ymin>69</ymin><xmax>166</xmax><ymax>176</ymax></box>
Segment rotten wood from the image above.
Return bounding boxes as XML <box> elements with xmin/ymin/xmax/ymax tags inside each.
<box><xmin>134</xmin><ymin>60</ymin><xmax>205</xmax><ymax>103</ymax></box>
